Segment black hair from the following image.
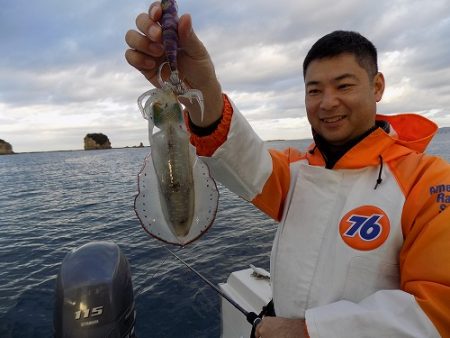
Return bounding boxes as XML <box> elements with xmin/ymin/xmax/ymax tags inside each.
<box><xmin>303</xmin><ymin>30</ymin><xmax>378</xmax><ymax>79</ymax></box>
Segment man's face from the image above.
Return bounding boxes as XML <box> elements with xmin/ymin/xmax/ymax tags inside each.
<box><xmin>304</xmin><ymin>53</ymin><xmax>385</xmax><ymax>145</ymax></box>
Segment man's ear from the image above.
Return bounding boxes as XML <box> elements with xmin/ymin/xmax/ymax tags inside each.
<box><xmin>373</xmin><ymin>72</ymin><xmax>385</xmax><ymax>102</ymax></box>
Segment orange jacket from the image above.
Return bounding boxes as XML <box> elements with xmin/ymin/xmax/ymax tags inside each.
<box><xmin>189</xmin><ymin>95</ymin><xmax>450</xmax><ymax>337</ymax></box>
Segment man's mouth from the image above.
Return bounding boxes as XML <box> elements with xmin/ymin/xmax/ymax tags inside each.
<box><xmin>320</xmin><ymin>115</ymin><xmax>346</xmax><ymax>123</ymax></box>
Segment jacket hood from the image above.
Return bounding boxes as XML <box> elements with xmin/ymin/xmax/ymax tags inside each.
<box><xmin>376</xmin><ymin>113</ymin><xmax>438</xmax><ymax>153</ymax></box>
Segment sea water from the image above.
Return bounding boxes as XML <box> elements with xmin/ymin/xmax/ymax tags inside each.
<box><xmin>0</xmin><ymin>136</ymin><xmax>449</xmax><ymax>338</ymax></box>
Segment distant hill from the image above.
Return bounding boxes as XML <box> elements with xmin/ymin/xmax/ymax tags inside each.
<box><xmin>0</xmin><ymin>139</ymin><xmax>14</xmax><ymax>155</ymax></box>
<box><xmin>84</xmin><ymin>133</ymin><xmax>112</xmax><ymax>150</ymax></box>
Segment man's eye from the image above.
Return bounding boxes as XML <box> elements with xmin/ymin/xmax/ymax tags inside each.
<box><xmin>308</xmin><ymin>89</ymin><xmax>321</xmax><ymax>95</ymax></box>
<box><xmin>338</xmin><ymin>84</ymin><xmax>353</xmax><ymax>90</ymax></box>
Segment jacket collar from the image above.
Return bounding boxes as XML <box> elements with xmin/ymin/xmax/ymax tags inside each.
<box><xmin>306</xmin><ymin>113</ymin><xmax>438</xmax><ymax>169</ymax></box>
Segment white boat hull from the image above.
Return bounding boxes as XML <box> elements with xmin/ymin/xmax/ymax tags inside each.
<box><xmin>219</xmin><ymin>267</ymin><xmax>272</xmax><ymax>338</ymax></box>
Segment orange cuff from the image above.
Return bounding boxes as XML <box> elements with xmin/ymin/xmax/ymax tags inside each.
<box><xmin>185</xmin><ymin>94</ymin><xmax>233</xmax><ymax>157</ymax></box>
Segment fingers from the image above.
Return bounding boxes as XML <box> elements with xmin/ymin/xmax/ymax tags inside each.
<box><xmin>124</xmin><ymin>49</ymin><xmax>160</xmax><ymax>85</ymax></box>
<box><xmin>136</xmin><ymin>12</ymin><xmax>162</xmax><ymax>42</ymax></box>
<box><xmin>128</xmin><ymin>3</ymin><xmax>206</xmax><ymax>62</ymax></box>
<box><xmin>124</xmin><ymin>29</ymin><xmax>164</xmax><ymax>85</ymax></box>
<box><xmin>148</xmin><ymin>1</ymin><xmax>162</xmax><ymax>21</ymax></box>
<box><xmin>125</xmin><ymin>3</ymin><xmax>166</xmax><ymax>86</ymax></box>
<box><xmin>124</xmin><ymin>49</ymin><xmax>155</xmax><ymax>71</ymax></box>
<box><xmin>125</xmin><ymin>29</ymin><xmax>164</xmax><ymax>57</ymax></box>
<box><xmin>145</xmin><ymin>2</ymin><xmax>162</xmax><ymax>42</ymax></box>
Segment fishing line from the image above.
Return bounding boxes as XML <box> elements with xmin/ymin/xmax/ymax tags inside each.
<box><xmin>136</xmin><ymin>245</ymin><xmax>173</xmax><ymax>297</ymax></box>
<box><xmin>148</xmin><ymin>252</ymin><xmax>170</xmax><ymax>280</ymax></box>
<box><xmin>164</xmin><ymin>246</ymin><xmax>261</xmax><ymax>328</ymax></box>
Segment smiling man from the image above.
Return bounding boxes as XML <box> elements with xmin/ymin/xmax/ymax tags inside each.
<box><xmin>305</xmin><ymin>55</ymin><xmax>384</xmax><ymax>146</ymax></box>
<box><xmin>126</xmin><ymin>4</ymin><xmax>450</xmax><ymax>337</ymax></box>
<box><xmin>303</xmin><ymin>33</ymin><xmax>386</xmax><ymax>168</ymax></box>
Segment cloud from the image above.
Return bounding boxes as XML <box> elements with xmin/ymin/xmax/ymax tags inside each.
<box><xmin>1</xmin><ymin>0</ymin><xmax>450</xmax><ymax>152</ymax></box>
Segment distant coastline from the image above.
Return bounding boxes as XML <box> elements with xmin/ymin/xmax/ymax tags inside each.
<box><xmin>6</xmin><ymin>146</ymin><xmax>151</xmax><ymax>155</ymax></box>
<box><xmin>4</xmin><ymin>127</ymin><xmax>450</xmax><ymax>155</ymax></box>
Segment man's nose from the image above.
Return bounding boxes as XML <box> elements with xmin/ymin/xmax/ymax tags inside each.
<box><xmin>319</xmin><ymin>89</ymin><xmax>339</xmax><ymax>110</ymax></box>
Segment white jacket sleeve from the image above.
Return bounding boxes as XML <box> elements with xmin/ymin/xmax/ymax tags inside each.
<box><xmin>199</xmin><ymin>101</ymin><xmax>272</xmax><ymax>201</ymax></box>
<box><xmin>305</xmin><ymin>290</ymin><xmax>440</xmax><ymax>337</ymax></box>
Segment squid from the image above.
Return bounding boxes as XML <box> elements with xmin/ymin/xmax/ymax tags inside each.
<box><xmin>134</xmin><ymin>0</ymin><xmax>219</xmax><ymax>246</ymax></box>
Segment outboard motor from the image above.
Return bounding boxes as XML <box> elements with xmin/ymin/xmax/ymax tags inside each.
<box><xmin>54</xmin><ymin>241</ymin><xmax>136</xmax><ymax>338</ymax></box>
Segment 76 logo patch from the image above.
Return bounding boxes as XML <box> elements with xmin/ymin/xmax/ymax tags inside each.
<box><xmin>339</xmin><ymin>205</ymin><xmax>390</xmax><ymax>251</ymax></box>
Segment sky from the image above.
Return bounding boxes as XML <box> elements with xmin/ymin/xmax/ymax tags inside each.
<box><xmin>1</xmin><ymin>0</ymin><xmax>450</xmax><ymax>152</ymax></box>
